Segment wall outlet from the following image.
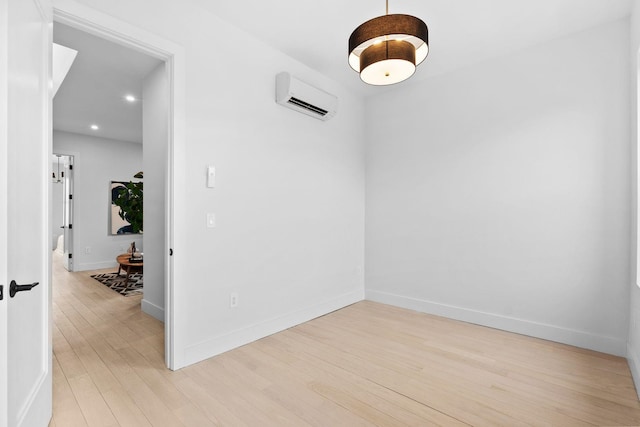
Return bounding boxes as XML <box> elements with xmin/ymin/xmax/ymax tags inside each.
<box><xmin>229</xmin><ymin>292</ymin><xmax>239</xmax><ymax>308</ymax></box>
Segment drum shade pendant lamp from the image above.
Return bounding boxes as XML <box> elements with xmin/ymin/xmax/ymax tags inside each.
<box><xmin>348</xmin><ymin>0</ymin><xmax>429</xmax><ymax>85</ymax></box>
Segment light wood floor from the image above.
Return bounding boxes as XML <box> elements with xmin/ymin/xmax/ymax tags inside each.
<box><xmin>50</xmin><ymin>254</ymin><xmax>640</xmax><ymax>426</ymax></box>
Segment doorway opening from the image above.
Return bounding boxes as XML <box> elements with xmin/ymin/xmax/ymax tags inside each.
<box><xmin>50</xmin><ymin>12</ymin><xmax>176</xmax><ymax>368</ymax></box>
<box><xmin>51</xmin><ymin>154</ymin><xmax>74</xmax><ymax>271</ymax></box>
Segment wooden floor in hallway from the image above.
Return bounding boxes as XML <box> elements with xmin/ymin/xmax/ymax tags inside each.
<box><xmin>50</xmin><ymin>253</ymin><xmax>640</xmax><ymax>426</ymax></box>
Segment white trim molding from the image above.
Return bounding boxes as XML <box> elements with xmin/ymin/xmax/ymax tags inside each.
<box><xmin>141</xmin><ymin>299</ymin><xmax>165</xmax><ymax>323</ymax></box>
<box><xmin>183</xmin><ymin>290</ymin><xmax>364</xmax><ymax>367</ymax></box>
<box><xmin>628</xmin><ymin>342</ymin><xmax>640</xmax><ymax>400</ymax></box>
<box><xmin>366</xmin><ymin>289</ymin><xmax>627</xmax><ymax>357</ymax></box>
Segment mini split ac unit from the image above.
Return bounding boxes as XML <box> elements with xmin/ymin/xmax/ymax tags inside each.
<box><xmin>276</xmin><ymin>72</ymin><xmax>338</xmax><ymax>121</ymax></box>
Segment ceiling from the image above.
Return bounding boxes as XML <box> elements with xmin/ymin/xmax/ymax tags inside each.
<box><xmin>53</xmin><ymin>0</ymin><xmax>634</xmax><ymax>143</ymax></box>
<box><xmin>197</xmin><ymin>0</ymin><xmax>633</xmax><ymax>95</ymax></box>
<box><xmin>53</xmin><ymin>23</ymin><xmax>162</xmax><ymax>144</ymax></box>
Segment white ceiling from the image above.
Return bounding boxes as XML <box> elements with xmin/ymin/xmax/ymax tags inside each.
<box><xmin>53</xmin><ymin>23</ymin><xmax>162</xmax><ymax>144</ymax></box>
<box><xmin>53</xmin><ymin>0</ymin><xmax>634</xmax><ymax>143</ymax></box>
<box><xmin>197</xmin><ymin>0</ymin><xmax>634</xmax><ymax>96</ymax></box>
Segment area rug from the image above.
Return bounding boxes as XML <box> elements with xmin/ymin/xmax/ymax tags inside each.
<box><xmin>90</xmin><ymin>272</ymin><xmax>143</xmax><ymax>297</ymax></box>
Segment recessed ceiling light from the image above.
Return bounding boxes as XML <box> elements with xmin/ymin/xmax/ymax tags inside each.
<box><xmin>90</xmin><ymin>124</ymin><xmax>99</xmax><ymax>130</ymax></box>
<box><xmin>125</xmin><ymin>94</ymin><xmax>136</xmax><ymax>102</ymax></box>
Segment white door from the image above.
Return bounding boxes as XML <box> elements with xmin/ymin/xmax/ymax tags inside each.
<box><xmin>0</xmin><ymin>0</ymin><xmax>53</xmax><ymax>425</ymax></box>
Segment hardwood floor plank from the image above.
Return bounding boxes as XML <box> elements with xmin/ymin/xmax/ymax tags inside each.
<box><xmin>52</xmin><ymin>354</ymin><xmax>88</xmax><ymax>427</ymax></box>
<box><xmin>172</xmin><ymin>402</ymin><xmax>217</xmax><ymax>427</ymax></box>
<box><xmin>114</xmin><ymin>372</ymin><xmax>185</xmax><ymax>427</ymax></box>
<box><xmin>101</xmin><ymin>388</ymin><xmax>153</xmax><ymax>427</ymax></box>
<box><xmin>55</xmin><ymin>346</ymin><xmax>88</xmax><ymax>382</ymax></box>
<box><xmin>272</xmin><ymin>330</ymin><xmax>529</xmax><ymax>426</ymax></box>
<box><xmin>239</xmin><ymin>339</ymin><xmax>466</xmax><ymax>426</ymax></box>
<box><xmin>172</xmin><ymin>375</ymin><xmax>249</xmax><ymax>426</ymax></box>
<box><xmin>73</xmin><ymin>345</ymin><xmax>121</xmax><ymax>395</ymax></box>
<box><xmin>234</xmin><ymin>345</ymin><xmax>384</xmax><ymax>426</ymax></box>
<box><xmin>67</xmin><ymin>374</ymin><xmax>118</xmax><ymax>427</ymax></box>
<box><xmin>187</xmin><ymin>359</ymin><xmax>314</xmax><ymax>426</ymax></box>
<box><xmin>117</xmin><ymin>346</ymin><xmax>191</xmax><ymax>411</ymax></box>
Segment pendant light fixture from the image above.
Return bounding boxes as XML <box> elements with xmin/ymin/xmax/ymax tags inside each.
<box><xmin>348</xmin><ymin>0</ymin><xmax>429</xmax><ymax>86</ymax></box>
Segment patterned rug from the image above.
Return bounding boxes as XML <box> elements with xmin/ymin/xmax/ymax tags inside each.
<box><xmin>90</xmin><ymin>272</ymin><xmax>143</xmax><ymax>296</ymax></box>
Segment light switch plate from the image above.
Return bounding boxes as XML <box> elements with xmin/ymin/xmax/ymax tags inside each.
<box><xmin>207</xmin><ymin>213</ymin><xmax>216</xmax><ymax>228</ymax></box>
<box><xmin>207</xmin><ymin>165</ymin><xmax>215</xmax><ymax>188</ymax></box>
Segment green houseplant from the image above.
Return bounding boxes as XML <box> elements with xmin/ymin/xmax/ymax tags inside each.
<box><xmin>112</xmin><ymin>171</ymin><xmax>143</xmax><ymax>233</ymax></box>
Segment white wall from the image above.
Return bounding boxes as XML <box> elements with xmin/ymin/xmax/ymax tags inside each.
<box><xmin>54</xmin><ymin>0</ymin><xmax>366</xmax><ymax>368</ymax></box>
<box><xmin>628</xmin><ymin>3</ymin><xmax>640</xmax><ymax>397</ymax></box>
<box><xmin>142</xmin><ymin>63</ymin><xmax>167</xmax><ymax>321</ymax></box>
<box><xmin>53</xmin><ymin>130</ymin><xmax>143</xmax><ymax>271</ymax></box>
<box><xmin>365</xmin><ymin>20</ymin><xmax>631</xmax><ymax>356</ymax></box>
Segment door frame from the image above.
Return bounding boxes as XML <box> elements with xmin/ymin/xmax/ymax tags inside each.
<box><xmin>52</xmin><ymin>152</ymin><xmax>75</xmax><ymax>271</ymax></box>
<box><xmin>53</xmin><ymin>3</ymin><xmax>186</xmax><ymax>369</ymax></box>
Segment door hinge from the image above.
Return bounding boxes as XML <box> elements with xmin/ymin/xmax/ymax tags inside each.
<box><xmin>69</xmin><ymin>164</ymin><xmax>73</xmax><ymax>170</ymax></box>
<box><xmin>0</xmin><ymin>284</ymin><xmax>3</xmax><ymax>300</ymax></box>
<box><xmin>169</xmin><ymin>248</ymin><xmax>173</xmax><ymax>256</ymax></box>
<box><xmin>68</xmin><ymin>224</ymin><xmax>72</xmax><ymax>229</ymax></box>
<box><xmin>69</xmin><ymin>194</ymin><xmax>73</xmax><ymax>200</ymax></box>
<box><xmin>68</xmin><ymin>253</ymin><xmax>73</xmax><ymax>259</ymax></box>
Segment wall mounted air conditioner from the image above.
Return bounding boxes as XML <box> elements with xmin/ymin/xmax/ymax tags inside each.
<box><xmin>276</xmin><ymin>72</ymin><xmax>338</xmax><ymax>121</ymax></box>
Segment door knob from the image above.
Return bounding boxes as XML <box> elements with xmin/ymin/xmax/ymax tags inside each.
<box><xmin>9</xmin><ymin>280</ymin><xmax>39</xmax><ymax>298</ymax></box>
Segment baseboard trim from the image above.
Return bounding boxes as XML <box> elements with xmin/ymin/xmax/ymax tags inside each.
<box><xmin>141</xmin><ymin>299</ymin><xmax>165</xmax><ymax>322</ymax></box>
<box><xmin>183</xmin><ymin>289</ymin><xmax>364</xmax><ymax>367</ymax></box>
<box><xmin>366</xmin><ymin>289</ymin><xmax>626</xmax><ymax>357</ymax></box>
<box><xmin>75</xmin><ymin>261</ymin><xmax>117</xmax><ymax>271</ymax></box>
<box><xmin>628</xmin><ymin>342</ymin><xmax>640</xmax><ymax>400</ymax></box>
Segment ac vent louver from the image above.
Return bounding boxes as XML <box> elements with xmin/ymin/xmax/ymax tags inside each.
<box><xmin>276</xmin><ymin>72</ymin><xmax>338</xmax><ymax>121</ymax></box>
<box><xmin>287</xmin><ymin>97</ymin><xmax>329</xmax><ymax>116</ymax></box>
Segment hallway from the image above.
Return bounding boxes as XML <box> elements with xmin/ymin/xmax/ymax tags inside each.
<box><xmin>51</xmin><ymin>252</ymin><xmax>168</xmax><ymax>426</ymax></box>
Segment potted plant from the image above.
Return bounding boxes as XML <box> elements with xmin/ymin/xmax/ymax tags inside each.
<box><xmin>112</xmin><ymin>171</ymin><xmax>143</xmax><ymax>233</ymax></box>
